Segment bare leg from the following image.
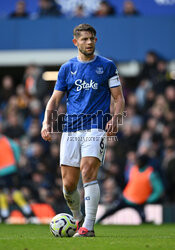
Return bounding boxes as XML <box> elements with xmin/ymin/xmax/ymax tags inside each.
<box><xmin>61</xmin><ymin>165</ymin><xmax>80</xmax><ymax>192</ymax></box>
<box><xmin>61</xmin><ymin>165</ymin><xmax>83</xmax><ymax>221</ymax></box>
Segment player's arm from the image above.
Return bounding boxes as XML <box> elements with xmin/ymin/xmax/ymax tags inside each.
<box><xmin>146</xmin><ymin>172</ymin><xmax>164</xmax><ymax>203</ymax></box>
<box><xmin>106</xmin><ymin>86</ymin><xmax>125</xmax><ymax>136</ymax></box>
<box><xmin>9</xmin><ymin>139</ymin><xmax>21</xmax><ymax>163</ymax></box>
<box><xmin>41</xmin><ymin>90</ymin><xmax>65</xmax><ymax>141</ymax></box>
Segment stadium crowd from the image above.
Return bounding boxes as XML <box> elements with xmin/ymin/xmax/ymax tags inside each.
<box><xmin>6</xmin><ymin>0</ymin><xmax>139</xmax><ymax>19</ymax></box>
<box><xmin>0</xmin><ymin>50</ymin><xmax>175</xmax><ymax>221</ymax></box>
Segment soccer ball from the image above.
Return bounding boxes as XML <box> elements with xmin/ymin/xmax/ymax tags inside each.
<box><xmin>50</xmin><ymin>213</ymin><xmax>77</xmax><ymax>237</ymax></box>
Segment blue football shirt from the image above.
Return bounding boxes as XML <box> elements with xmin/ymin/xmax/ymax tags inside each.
<box><xmin>54</xmin><ymin>55</ymin><xmax>121</xmax><ymax>132</ymax></box>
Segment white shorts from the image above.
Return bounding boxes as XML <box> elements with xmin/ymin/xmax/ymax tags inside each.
<box><xmin>60</xmin><ymin>129</ymin><xmax>106</xmax><ymax>167</ymax></box>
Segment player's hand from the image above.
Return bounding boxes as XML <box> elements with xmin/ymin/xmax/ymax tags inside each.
<box><xmin>41</xmin><ymin>123</ymin><xmax>51</xmax><ymax>142</ymax></box>
<box><xmin>105</xmin><ymin>116</ymin><xmax>118</xmax><ymax>137</ymax></box>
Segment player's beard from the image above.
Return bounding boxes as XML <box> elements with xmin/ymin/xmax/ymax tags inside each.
<box><xmin>79</xmin><ymin>47</ymin><xmax>95</xmax><ymax>57</ymax></box>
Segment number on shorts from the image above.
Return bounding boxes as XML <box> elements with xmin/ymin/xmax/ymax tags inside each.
<box><xmin>100</xmin><ymin>138</ymin><xmax>104</xmax><ymax>150</ymax></box>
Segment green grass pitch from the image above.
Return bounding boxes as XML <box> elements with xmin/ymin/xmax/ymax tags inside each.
<box><xmin>0</xmin><ymin>224</ymin><xmax>175</xmax><ymax>250</ymax></box>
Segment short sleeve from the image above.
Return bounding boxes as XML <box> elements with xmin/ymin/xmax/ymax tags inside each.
<box><xmin>54</xmin><ymin>65</ymin><xmax>67</xmax><ymax>92</ymax></box>
<box><xmin>108</xmin><ymin>62</ymin><xmax>121</xmax><ymax>88</ymax></box>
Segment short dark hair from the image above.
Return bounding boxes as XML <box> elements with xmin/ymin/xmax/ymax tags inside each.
<box><xmin>137</xmin><ymin>154</ymin><xmax>149</xmax><ymax>168</ymax></box>
<box><xmin>73</xmin><ymin>24</ymin><xmax>96</xmax><ymax>38</ymax></box>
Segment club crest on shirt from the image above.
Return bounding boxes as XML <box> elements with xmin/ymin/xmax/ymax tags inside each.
<box><xmin>96</xmin><ymin>67</ymin><xmax>104</xmax><ymax>74</ymax></box>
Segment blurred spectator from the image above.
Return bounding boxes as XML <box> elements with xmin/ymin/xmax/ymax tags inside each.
<box><xmin>3</xmin><ymin>96</ymin><xmax>20</xmax><ymax>126</ymax></box>
<box><xmin>27</xmin><ymin>119</ymin><xmax>42</xmax><ymax>142</ymax></box>
<box><xmin>0</xmin><ymin>134</ymin><xmax>33</xmax><ymax>221</ymax></box>
<box><xmin>123</xmin><ymin>0</ymin><xmax>140</xmax><ymax>16</ymax></box>
<box><xmin>16</xmin><ymin>84</ymin><xmax>27</xmax><ymax>105</ymax></box>
<box><xmin>16</xmin><ymin>84</ymin><xmax>29</xmax><ymax>119</ymax></box>
<box><xmin>23</xmin><ymin>65</ymin><xmax>48</xmax><ymax>99</ymax></box>
<box><xmin>38</xmin><ymin>0</ymin><xmax>61</xmax><ymax>17</ymax></box>
<box><xmin>3</xmin><ymin>112</ymin><xmax>25</xmax><ymax>140</ymax></box>
<box><xmin>153</xmin><ymin>60</ymin><xmax>169</xmax><ymax>93</ymax></box>
<box><xmin>26</xmin><ymin>142</ymin><xmax>45</xmax><ymax>170</ymax></box>
<box><xmin>101</xmin><ymin>177</ymin><xmax>120</xmax><ymax>205</ymax></box>
<box><xmin>94</xmin><ymin>1</ymin><xmax>116</xmax><ymax>17</ymax></box>
<box><xmin>137</xmin><ymin>130</ymin><xmax>152</xmax><ymax>155</ymax></box>
<box><xmin>165</xmin><ymin>85</ymin><xmax>175</xmax><ymax>110</ymax></box>
<box><xmin>0</xmin><ymin>76</ymin><xmax>15</xmax><ymax>106</ymax></box>
<box><xmin>74</xmin><ymin>5</ymin><xmax>85</xmax><ymax>18</ymax></box>
<box><xmin>124</xmin><ymin>151</ymin><xmax>137</xmax><ymax>181</ymax></box>
<box><xmin>124</xmin><ymin>105</ymin><xmax>142</xmax><ymax>133</ymax></box>
<box><xmin>48</xmin><ymin>143</ymin><xmax>60</xmax><ymax>176</ymax></box>
<box><xmin>162</xmin><ymin>146</ymin><xmax>175</xmax><ymax>201</ymax></box>
<box><xmin>10</xmin><ymin>0</ymin><xmax>29</xmax><ymax>18</ymax></box>
<box><xmin>150</xmin><ymin>95</ymin><xmax>168</xmax><ymax>121</ymax></box>
<box><xmin>97</xmin><ymin>154</ymin><xmax>164</xmax><ymax>224</ymax></box>
<box><xmin>140</xmin><ymin>51</ymin><xmax>158</xmax><ymax>82</ymax></box>
<box><xmin>135</xmin><ymin>79</ymin><xmax>152</xmax><ymax>107</ymax></box>
<box><xmin>58</xmin><ymin>0</ymin><xmax>101</xmax><ymax>17</ymax></box>
<box><xmin>24</xmin><ymin>98</ymin><xmax>43</xmax><ymax>133</ymax></box>
<box><xmin>143</xmin><ymin>89</ymin><xmax>156</xmax><ymax>112</ymax></box>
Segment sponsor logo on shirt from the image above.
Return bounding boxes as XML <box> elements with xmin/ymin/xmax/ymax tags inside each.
<box><xmin>75</xmin><ymin>79</ymin><xmax>98</xmax><ymax>91</ymax></box>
